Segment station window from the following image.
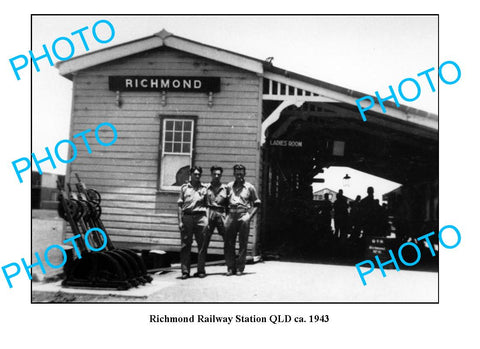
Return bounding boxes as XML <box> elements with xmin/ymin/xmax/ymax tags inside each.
<box><xmin>159</xmin><ymin>117</ymin><xmax>196</xmax><ymax>190</ymax></box>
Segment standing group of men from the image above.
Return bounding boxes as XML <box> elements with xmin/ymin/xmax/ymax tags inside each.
<box><xmin>317</xmin><ymin>186</ymin><xmax>389</xmax><ymax>239</ymax></box>
<box><xmin>177</xmin><ymin>164</ymin><xmax>261</xmax><ymax>279</ymax></box>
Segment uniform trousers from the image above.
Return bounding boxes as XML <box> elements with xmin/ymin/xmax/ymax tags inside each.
<box><xmin>225</xmin><ymin>211</ymin><xmax>250</xmax><ymax>272</ymax></box>
<box><xmin>180</xmin><ymin>213</ymin><xmax>208</xmax><ymax>275</ymax></box>
<box><xmin>208</xmin><ymin>209</ymin><xmax>226</xmax><ymax>238</ymax></box>
<box><xmin>198</xmin><ymin>210</ymin><xmax>226</xmax><ymax>270</ymax></box>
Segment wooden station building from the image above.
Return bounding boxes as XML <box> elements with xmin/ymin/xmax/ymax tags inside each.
<box><xmin>57</xmin><ymin>29</ymin><xmax>438</xmax><ymax>259</ymax></box>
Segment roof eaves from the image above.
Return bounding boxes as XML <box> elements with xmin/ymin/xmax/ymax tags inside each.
<box><xmin>163</xmin><ymin>34</ymin><xmax>263</xmax><ymax>74</ymax></box>
<box><xmin>57</xmin><ymin>29</ymin><xmax>264</xmax><ymax>79</ymax></box>
<box><xmin>57</xmin><ymin>34</ymin><xmax>164</xmax><ymax>79</ymax></box>
<box><xmin>264</xmin><ymin>64</ymin><xmax>438</xmax><ymax>121</ymax></box>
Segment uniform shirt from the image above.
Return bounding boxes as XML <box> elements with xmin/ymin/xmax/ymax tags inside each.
<box><xmin>226</xmin><ymin>180</ymin><xmax>261</xmax><ymax>209</ymax></box>
<box><xmin>177</xmin><ymin>182</ymin><xmax>207</xmax><ymax>213</ymax></box>
<box><xmin>206</xmin><ymin>183</ymin><xmax>228</xmax><ymax>208</ymax></box>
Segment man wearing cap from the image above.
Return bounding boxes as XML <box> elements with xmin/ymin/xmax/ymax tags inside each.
<box><xmin>177</xmin><ymin>166</ymin><xmax>209</xmax><ymax>279</ymax></box>
<box><xmin>225</xmin><ymin>164</ymin><xmax>261</xmax><ymax>276</ymax></box>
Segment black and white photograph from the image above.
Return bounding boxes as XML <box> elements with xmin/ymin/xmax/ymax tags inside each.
<box><xmin>29</xmin><ymin>15</ymin><xmax>439</xmax><ymax>302</ymax></box>
<box><xmin>1</xmin><ymin>4</ymin><xmax>478</xmax><ymax>348</ymax></box>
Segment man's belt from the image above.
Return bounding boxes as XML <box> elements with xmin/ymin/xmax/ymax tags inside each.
<box><xmin>183</xmin><ymin>211</ymin><xmax>206</xmax><ymax>216</ymax></box>
<box><xmin>209</xmin><ymin>206</ymin><xmax>225</xmax><ymax>212</ymax></box>
<box><xmin>228</xmin><ymin>207</ymin><xmax>249</xmax><ymax>213</ymax></box>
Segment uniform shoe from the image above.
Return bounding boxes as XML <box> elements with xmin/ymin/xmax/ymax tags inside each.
<box><xmin>194</xmin><ymin>272</ymin><xmax>206</xmax><ymax>278</ymax></box>
<box><xmin>236</xmin><ymin>270</ymin><xmax>244</xmax><ymax>276</ymax></box>
<box><xmin>181</xmin><ymin>273</ymin><xmax>190</xmax><ymax>280</ymax></box>
<box><xmin>226</xmin><ymin>269</ymin><xmax>236</xmax><ymax>276</ymax></box>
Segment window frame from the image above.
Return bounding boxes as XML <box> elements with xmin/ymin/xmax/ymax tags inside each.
<box><xmin>157</xmin><ymin>115</ymin><xmax>198</xmax><ymax>192</ymax></box>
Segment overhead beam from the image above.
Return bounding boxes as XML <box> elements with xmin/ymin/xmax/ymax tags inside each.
<box><xmin>264</xmin><ymin>72</ymin><xmax>438</xmax><ymax>130</ymax></box>
<box><xmin>263</xmin><ymin>94</ymin><xmax>338</xmax><ymax>102</ymax></box>
<box><xmin>261</xmin><ymin>99</ymin><xmax>305</xmax><ymax>145</ymax></box>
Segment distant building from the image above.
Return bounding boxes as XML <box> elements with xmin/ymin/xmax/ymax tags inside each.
<box><xmin>313</xmin><ymin>188</ymin><xmax>353</xmax><ymax>203</ymax></box>
<box><xmin>382</xmin><ymin>186</ymin><xmax>402</xmax><ymax>205</ymax></box>
<box><xmin>32</xmin><ymin>172</ymin><xmax>65</xmax><ymax>209</ymax></box>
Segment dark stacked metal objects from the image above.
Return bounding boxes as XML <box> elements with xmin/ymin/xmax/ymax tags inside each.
<box><xmin>57</xmin><ymin>174</ymin><xmax>152</xmax><ymax>290</ymax></box>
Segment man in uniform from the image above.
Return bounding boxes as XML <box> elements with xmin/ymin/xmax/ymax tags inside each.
<box><xmin>225</xmin><ymin>164</ymin><xmax>261</xmax><ymax>276</ymax></box>
<box><xmin>177</xmin><ymin>166</ymin><xmax>208</xmax><ymax>279</ymax></box>
<box><xmin>201</xmin><ymin>165</ymin><xmax>228</xmax><ymax>271</ymax></box>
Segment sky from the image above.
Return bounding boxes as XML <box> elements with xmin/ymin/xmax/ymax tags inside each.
<box><xmin>31</xmin><ymin>15</ymin><xmax>438</xmax><ymax>175</ymax></box>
